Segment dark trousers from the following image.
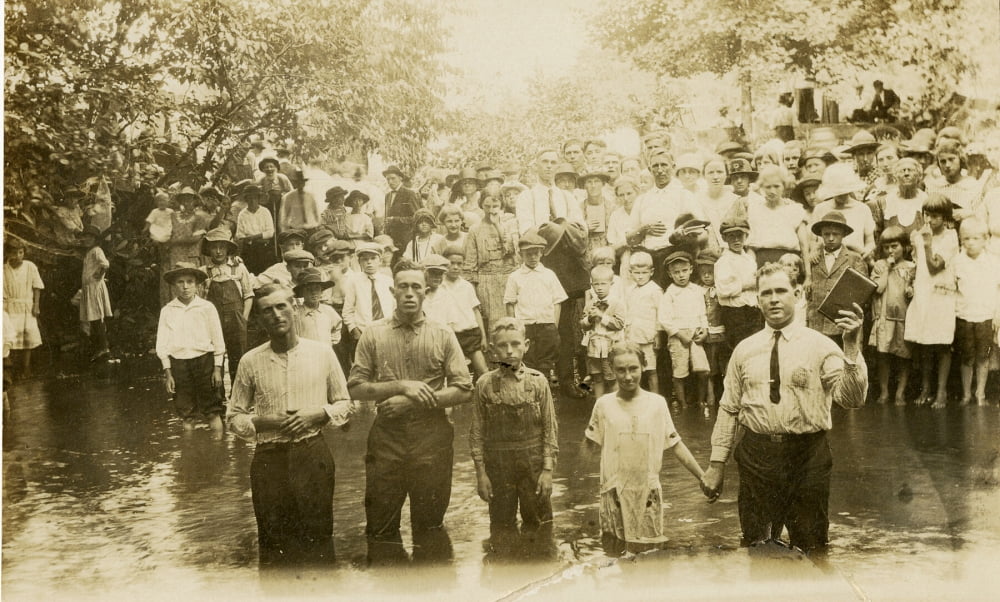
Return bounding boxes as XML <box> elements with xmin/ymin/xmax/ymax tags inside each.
<box><xmin>556</xmin><ymin>297</ymin><xmax>586</xmax><ymax>387</ymax></box>
<box><xmin>251</xmin><ymin>434</ymin><xmax>336</xmax><ymax>566</ymax></box>
<box><xmin>721</xmin><ymin>305</ymin><xmax>763</xmax><ymax>350</ymax></box>
<box><xmin>523</xmin><ymin>323</ymin><xmax>559</xmax><ymax>374</ymax></box>
<box><xmin>484</xmin><ymin>446</ymin><xmax>552</xmax><ymax>529</ymax></box>
<box><xmin>365</xmin><ymin>413</ymin><xmax>454</xmax><ymax>539</ymax></box>
<box><xmin>735</xmin><ymin>429</ymin><xmax>832</xmax><ymax>552</ymax></box>
<box><xmin>170</xmin><ymin>353</ymin><xmax>223</xmax><ymax>419</ymax></box>
<box><xmin>242</xmin><ymin>239</ymin><xmax>276</xmax><ymax>275</ymax></box>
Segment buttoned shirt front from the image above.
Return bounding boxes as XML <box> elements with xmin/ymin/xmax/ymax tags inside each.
<box><xmin>714</xmin><ymin>249</ymin><xmax>758</xmax><ymax>308</ymax></box>
<box><xmin>348</xmin><ymin>313</ymin><xmax>473</xmax><ymax>412</ymax></box>
<box><xmin>227</xmin><ymin>338</ymin><xmax>352</xmax><ymax>444</ymax></box>
<box><xmin>155</xmin><ymin>296</ymin><xmax>226</xmax><ymax>369</ymax></box>
<box><xmin>623</xmin><ymin>280</ymin><xmax>663</xmax><ymax>345</ymax></box>
<box><xmin>341</xmin><ymin>270</ymin><xmax>395</xmax><ymax>332</ymax></box>
<box><xmin>503</xmin><ymin>264</ymin><xmax>567</xmax><ymax>324</ymax></box>
<box><xmin>710</xmin><ymin>322</ymin><xmax>868</xmax><ymax>463</ymax></box>
<box><xmin>635</xmin><ymin>186</ymin><xmax>703</xmax><ymax>250</ymax></box>
<box><xmin>295</xmin><ymin>303</ymin><xmax>343</xmax><ymax>346</ymax></box>
<box><xmin>658</xmin><ymin>283</ymin><xmax>708</xmax><ymax>336</ymax></box>
<box><xmin>515</xmin><ymin>184</ymin><xmax>583</xmax><ymax>234</ymax></box>
<box><xmin>236</xmin><ymin>206</ymin><xmax>274</xmax><ymax>240</ymax></box>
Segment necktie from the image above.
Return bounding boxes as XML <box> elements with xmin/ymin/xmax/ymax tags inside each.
<box><xmin>769</xmin><ymin>330</ymin><xmax>781</xmax><ymax>404</ymax></box>
<box><xmin>370</xmin><ymin>276</ymin><xmax>384</xmax><ymax>320</ymax></box>
<box><xmin>548</xmin><ymin>187</ymin><xmax>557</xmax><ymax>222</ymax></box>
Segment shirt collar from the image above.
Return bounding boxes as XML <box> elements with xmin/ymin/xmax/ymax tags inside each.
<box><xmin>824</xmin><ymin>247</ymin><xmax>842</xmax><ymax>258</ymax></box>
<box><xmin>519</xmin><ymin>263</ymin><xmax>544</xmax><ymax>273</ymax></box>
<box><xmin>390</xmin><ymin>311</ymin><xmax>426</xmax><ymax>330</ymax></box>
<box><xmin>763</xmin><ymin>320</ymin><xmax>802</xmax><ymax>341</ymax></box>
<box><xmin>166</xmin><ymin>296</ymin><xmax>206</xmax><ymax>310</ymax></box>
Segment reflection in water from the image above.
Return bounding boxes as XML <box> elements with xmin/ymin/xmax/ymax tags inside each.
<box><xmin>2</xmin><ymin>367</ymin><xmax>999</xmax><ymax>599</ymax></box>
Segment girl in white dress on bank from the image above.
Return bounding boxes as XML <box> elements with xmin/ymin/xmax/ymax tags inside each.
<box><xmin>79</xmin><ymin>225</ymin><xmax>113</xmax><ymax>361</ymax></box>
<box><xmin>3</xmin><ymin>238</ymin><xmax>44</xmax><ymax>377</ymax></box>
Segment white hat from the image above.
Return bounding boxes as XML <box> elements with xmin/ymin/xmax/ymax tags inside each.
<box><xmin>814</xmin><ymin>163</ymin><xmax>865</xmax><ymax>201</ymax></box>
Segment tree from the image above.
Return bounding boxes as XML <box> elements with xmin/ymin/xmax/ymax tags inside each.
<box><xmin>590</xmin><ymin>0</ymin><xmax>982</xmax><ymax>135</ymax></box>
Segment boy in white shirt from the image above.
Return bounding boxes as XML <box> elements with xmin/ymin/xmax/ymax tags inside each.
<box><xmin>342</xmin><ymin>242</ymin><xmax>395</xmax><ymax>343</ymax></box>
<box><xmin>622</xmin><ymin>251</ymin><xmax>663</xmax><ymax>395</ymax></box>
<box><xmin>658</xmin><ymin>251</ymin><xmax>709</xmax><ymax>408</ymax></box>
<box><xmin>441</xmin><ymin>246</ymin><xmax>489</xmax><ymax>379</ymax></box>
<box><xmin>503</xmin><ymin>233</ymin><xmax>567</xmax><ymax>380</ymax></box>
<box><xmin>952</xmin><ymin>218</ymin><xmax>999</xmax><ymax>405</ymax></box>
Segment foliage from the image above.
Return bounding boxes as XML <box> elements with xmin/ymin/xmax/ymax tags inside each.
<box><xmin>590</xmin><ymin>0</ymin><xmax>981</xmax><ymax>126</ymax></box>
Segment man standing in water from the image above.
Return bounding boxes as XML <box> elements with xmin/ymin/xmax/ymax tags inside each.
<box><xmin>227</xmin><ymin>283</ymin><xmax>353</xmax><ymax>567</ymax></box>
<box><xmin>348</xmin><ymin>259</ymin><xmax>473</xmax><ymax>564</ymax></box>
<box><xmin>701</xmin><ymin>263</ymin><xmax>867</xmax><ymax>554</ymax></box>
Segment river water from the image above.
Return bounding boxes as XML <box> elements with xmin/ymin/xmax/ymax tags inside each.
<box><xmin>3</xmin><ymin>365</ymin><xmax>999</xmax><ymax>600</ymax></box>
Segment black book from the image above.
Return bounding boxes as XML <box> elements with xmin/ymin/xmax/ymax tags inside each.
<box><xmin>817</xmin><ymin>267</ymin><xmax>877</xmax><ymax>322</ymax></box>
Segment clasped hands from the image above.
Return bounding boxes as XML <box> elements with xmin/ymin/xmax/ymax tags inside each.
<box><xmin>699</xmin><ymin>464</ymin><xmax>724</xmax><ymax>503</ymax></box>
<box><xmin>376</xmin><ymin>380</ymin><xmax>437</xmax><ymax>418</ymax></box>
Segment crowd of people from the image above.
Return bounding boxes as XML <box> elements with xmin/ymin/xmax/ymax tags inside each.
<box><xmin>5</xmin><ymin>118</ymin><xmax>1000</xmax><ymax>564</ymax></box>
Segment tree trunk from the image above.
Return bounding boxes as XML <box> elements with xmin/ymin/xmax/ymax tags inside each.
<box><xmin>740</xmin><ymin>71</ymin><xmax>754</xmax><ymax>141</ymax></box>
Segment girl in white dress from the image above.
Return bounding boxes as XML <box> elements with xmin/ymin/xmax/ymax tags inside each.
<box><xmin>3</xmin><ymin>238</ymin><xmax>44</xmax><ymax>377</ymax></box>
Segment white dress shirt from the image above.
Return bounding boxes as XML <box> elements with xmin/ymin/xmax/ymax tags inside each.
<box><xmin>503</xmin><ymin>264</ymin><xmax>567</xmax><ymax>324</ymax></box>
<box><xmin>635</xmin><ymin>186</ymin><xmax>703</xmax><ymax>250</ymax></box>
<box><xmin>342</xmin><ymin>270</ymin><xmax>395</xmax><ymax>332</ymax></box>
<box><xmin>155</xmin><ymin>296</ymin><xmax>226</xmax><ymax>369</ymax></box>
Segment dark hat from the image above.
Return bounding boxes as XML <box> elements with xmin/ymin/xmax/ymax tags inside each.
<box><xmin>421</xmin><ymin>253</ymin><xmax>450</xmax><ymax>271</ymax></box>
<box><xmin>382</xmin><ymin>165</ymin><xmax>406</xmax><ymax>179</ymax></box>
<box><xmin>239</xmin><ymin>182</ymin><xmax>262</xmax><ymax>197</ymax></box>
<box><xmin>720</xmin><ymin>219</ymin><xmax>750</xmax><ymax>235</ymax></box>
<box><xmin>810</xmin><ymin>210</ymin><xmax>854</xmax><ymax>236</ymax></box>
<box><xmin>325</xmin><ymin>186</ymin><xmax>348</xmax><ymax>200</ymax></box>
<box><xmin>536</xmin><ymin>220</ymin><xmax>571</xmax><ymax>255</ymax></box>
<box><xmin>328</xmin><ymin>239</ymin><xmax>353</xmax><ymax>255</ymax></box>
<box><xmin>412</xmin><ymin>208</ymin><xmax>437</xmax><ymax>227</ymax></box>
<box><xmin>201</xmin><ymin>227</ymin><xmax>238</xmax><ymax>255</ymax></box>
<box><xmin>844</xmin><ymin>130</ymin><xmax>879</xmax><ymax>154</ymax></box>
<box><xmin>456</xmin><ymin>167</ymin><xmax>479</xmax><ymax>185</ymax></box>
<box><xmin>518</xmin><ymin>232</ymin><xmax>548</xmax><ymax>250</ymax></box>
<box><xmin>578</xmin><ymin>171</ymin><xmax>611</xmax><ymax>184</ymax></box>
<box><xmin>5</xmin><ymin>236</ymin><xmax>26</xmax><ymax>251</ymax></box>
<box><xmin>282</xmin><ymin>249</ymin><xmax>315</xmax><ymax>264</ymax></box>
<box><xmin>293</xmin><ymin>268</ymin><xmax>334</xmax><ymax>296</ymax></box>
<box><xmin>725</xmin><ymin>158</ymin><xmax>758</xmax><ymax>183</ymax></box>
<box><xmin>258</xmin><ymin>157</ymin><xmax>280</xmax><ymax>171</ymax></box>
<box><xmin>673</xmin><ymin>212</ymin><xmax>710</xmax><ymax>232</ymax></box>
<box><xmin>714</xmin><ymin>140</ymin><xmax>746</xmax><ymax>155</ymax></box>
<box><xmin>307</xmin><ymin>228</ymin><xmax>335</xmax><ymax>252</ymax></box>
<box><xmin>163</xmin><ymin>262</ymin><xmax>208</xmax><ymax>284</ymax></box>
<box><xmin>289</xmin><ymin>168</ymin><xmax>307</xmax><ymax>183</ymax></box>
<box><xmin>663</xmin><ymin>250</ymin><xmax>693</xmax><ymax>268</ymax></box>
<box><xmin>345</xmin><ymin>190</ymin><xmax>369</xmax><ymax>206</ymax></box>
<box><xmin>789</xmin><ymin>176</ymin><xmax>822</xmax><ymax>205</ymax></box>
<box><xmin>175</xmin><ymin>186</ymin><xmax>200</xmax><ymax>200</ymax></box>
<box><xmin>278</xmin><ymin>229</ymin><xmax>307</xmax><ymax>246</ymax></box>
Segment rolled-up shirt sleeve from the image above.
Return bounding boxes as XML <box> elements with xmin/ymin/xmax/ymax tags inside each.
<box><xmin>227</xmin><ymin>360</ymin><xmax>257</xmax><ymax>441</ymax></box>
<box><xmin>325</xmin><ymin>348</ymin><xmax>354</xmax><ymax>426</ymax></box>
<box><xmin>469</xmin><ymin>382</ymin><xmax>486</xmax><ymax>467</ymax></box>
<box><xmin>710</xmin><ymin>350</ymin><xmax>745</xmax><ymax>464</ymax></box>
<box><xmin>823</xmin><ymin>350</ymin><xmax>868</xmax><ymax>410</ymax></box>
<box><xmin>538</xmin><ymin>381</ymin><xmax>558</xmax><ymax>469</ymax></box>
<box><xmin>347</xmin><ymin>329</ymin><xmax>375</xmax><ymax>388</ymax></box>
<box><xmin>443</xmin><ymin>331</ymin><xmax>473</xmax><ymax>392</ymax></box>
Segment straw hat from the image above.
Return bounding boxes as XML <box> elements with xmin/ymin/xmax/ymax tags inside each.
<box><xmin>814</xmin><ymin>163</ymin><xmax>865</xmax><ymax>201</ymax></box>
<box><xmin>163</xmin><ymin>262</ymin><xmax>207</xmax><ymax>284</ymax></box>
<box><xmin>844</xmin><ymin>130</ymin><xmax>879</xmax><ymax>154</ymax></box>
<box><xmin>200</xmin><ymin>227</ymin><xmax>238</xmax><ymax>255</ymax></box>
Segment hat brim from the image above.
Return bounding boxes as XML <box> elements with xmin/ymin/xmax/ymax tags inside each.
<box><xmin>720</xmin><ymin>226</ymin><xmax>751</xmax><ymax>236</ymax></box>
<box><xmin>382</xmin><ymin>169</ymin><xmax>405</xmax><ymax>178</ymax></box>
<box><xmin>293</xmin><ymin>280</ymin><xmax>335</xmax><ymax>295</ymax></box>
<box><xmin>725</xmin><ymin>171</ymin><xmax>759</xmax><ymax>184</ymax></box>
<box><xmin>810</xmin><ymin>220</ymin><xmax>854</xmax><ymax>236</ymax></box>
<box><xmin>258</xmin><ymin>158</ymin><xmax>279</xmax><ymax>170</ymax></box>
<box><xmin>201</xmin><ymin>238</ymin><xmax>238</xmax><ymax>255</ymax></box>
<box><xmin>815</xmin><ymin>183</ymin><xmax>863</xmax><ymax>202</ymax></box>
<box><xmin>163</xmin><ymin>267</ymin><xmax>208</xmax><ymax>284</ymax></box>
<box><xmin>579</xmin><ymin>173</ymin><xmax>611</xmax><ymax>184</ymax></box>
<box><xmin>846</xmin><ymin>142</ymin><xmax>878</xmax><ymax>154</ymax></box>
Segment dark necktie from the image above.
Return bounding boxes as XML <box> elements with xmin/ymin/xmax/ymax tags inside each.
<box><xmin>370</xmin><ymin>276</ymin><xmax>384</xmax><ymax>320</ymax></box>
<box><xmin>769</xmin><ymin>330</ymin><xmax>782</xmax><ymax>403</ymax></box>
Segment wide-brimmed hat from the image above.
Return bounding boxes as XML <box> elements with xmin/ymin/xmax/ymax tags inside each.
<box><xmin>789</xmin><ymin>176</ymin><xmax>822</xmax><ymax>205</ymax></box>
<box><xmin>174</xmin><ymin>186</ymin><xmax>200</xmax><ymax>201</ymax></box>
<box><xmin>289</xmin><ymin>168</ymin><xmax>307</xmax><ymax>183</ymax></box>
<box><xmin>554</xmin><ymin>163</ymin><xmax>578</xmax><ymax>180</ymax></box>
<box><xmin>719</xmin><ymin>219</ymin><xmax>750</xmax><ymax>236</ymax></box>
<box><xmin>355</xmin><ymin>241</ymin><xmax>383</xmax><ymax>257</ymax></box>
<box><xmin>811</xmin><ymin>210</ymin><xmax>854</xmax><ymax>236</ymax></box>
<box><xmin>478</xmin><ymin>169</ymin><xmax>504</xmax><ymax>185</ymax></box>
<box><xmin>278</xmin><ymin>229</ymin><xmax>307</xmax><ymax>247</ymax></box>
<box><xmin>536</xmin><ymin>220</ymin><xmax>573</xmax><ymax>255</ymax></box>
<box><xmin>345</xmin><ymin>190</ymin><xmax>369</xmax><ymax>207</ymax></box>
<box><xmin>163</xmin><ymin>262</ymin><xmax>208</xmax><ymax>284</ymax></box>
<box><xmin>518</xmin><ymin>232</ymin><xmax>547</xmax><ymax>250</ymax></box>
<box><xmin>578</xmin><ymin>171</ymin><xmax>611</xmax><ymax>184</ymax></box>
<box><xmin>325</xmin><ymin>186</ymin><xmax>348</xmax><ymax>201</ymax></box>
<box><xmin>382</xmin><ymin>165</ymin><xmax>406</xmax><ymax>179</ymax></box>
<box><xmin>814</xmin><ymin>163</ymin><xmax>865</xmax><ymax>201</ymax></box>
<box><xmin>282</xmin><ymin>249</ymin><xmax>315</xmax><ymax>264</ymax></box>
<box><xmin>421</xmin><ymin>253</ymin><xmax>450</xmax><ymax>271</ymax></box>
<box><xmin>714</xmin><ymin>140</ymin><xmax>746</xmax><ymax>156</ymax></box>
<box><xmin>239</xmin><ymin>182</ymin><xmax>262</xmax><ymax>198</ymax></box>
<box><xmin>455</xmin><ymin>167</ymin><xmax>479</xmax><ymax>186</ymax></box>
<box><xmin>201</xmin><ymin>227</ymin><xmax>238</xmax><ymax>255</ymax></box>
<box><xmin>725</xmin><ymin>158</ymin><xmax>758</xmax><ymax>183</ymax></box>
<box><xmin>258</xmin><ymin>157</ymin><xmax>280</xmax><ymax>171</ymax></box>
<box><xmin>369</xmin><ymin>234</ymin><xmax>395</xmax><ymax>253</ymax></box>
<box><xmin>292</xmin><ymin>268</ymin><xmax>334</xmax><ymax>296</ymax></box>
<box><xmin>500</xmin><ymin>181</ymin><xmax>527</xmax><ymax>194</ymax></box>
<box><xmin>844</xmin><ymin>130</ymin><xmax>879</xmax><ymax>154</ymax></box>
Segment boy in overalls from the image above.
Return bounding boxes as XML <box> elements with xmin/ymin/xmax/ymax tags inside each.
<box><xmin>202</xmin><ymin>227</ymin><xmax>253</xmax><ymax>385</ymax></box>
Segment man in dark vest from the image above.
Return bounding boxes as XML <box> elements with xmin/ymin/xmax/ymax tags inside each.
<box><xmin>382</xmin><ymin>165</ymin><xmax>421</xmax><ymax>257</ymax></box>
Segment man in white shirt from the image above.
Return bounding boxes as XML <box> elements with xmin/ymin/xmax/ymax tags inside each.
<box><xmin>516</xmin><ymin>149</ymin><xmax>583</xmax><ymax>234</ymax></box>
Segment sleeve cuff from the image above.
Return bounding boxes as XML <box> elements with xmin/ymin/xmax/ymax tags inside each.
<box><xmin>709</xmin><ymin>447</ymin><xmax>731</xmax><ymax>464</ymax></box>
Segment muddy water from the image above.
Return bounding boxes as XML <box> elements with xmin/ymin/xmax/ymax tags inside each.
<box><xmin>3</xmin><ymin>368</ymin><xmax>998</xmax><ymax>600</ymax></box>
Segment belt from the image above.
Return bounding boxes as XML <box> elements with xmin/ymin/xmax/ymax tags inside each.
<box><xmin>743</xmin><ymin>429</ymin><xmax>826</xmax><ymax>444</ymax></box>
<box><xmin>255</xmin><ymin>432</ymin><xmax>322</xmax><ymax>451</ymax></box>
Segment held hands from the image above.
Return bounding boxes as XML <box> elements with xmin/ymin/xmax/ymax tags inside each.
<box><xmin>701</xmin><ymin>464</ymin><xmax>724</xmax><ymax>503</ymax></box>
